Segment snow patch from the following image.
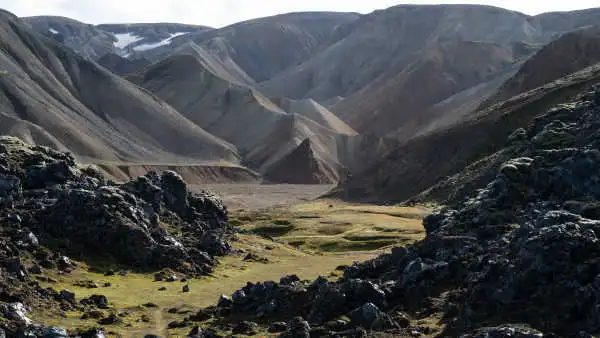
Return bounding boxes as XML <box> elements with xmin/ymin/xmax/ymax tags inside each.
<box><xmin>48</xmin><ymin>28</ymin><xmax>59</xmax><ymax>35</ymax></box>
<box><xmin>113</xmin><ymin>33</ymin><xmax>143</xmax><ymax>49</ymax></box>
<box><xmin>132</xmin><ymin>32</ymin><xmax>189</xmax><ymax>52</ymax></box>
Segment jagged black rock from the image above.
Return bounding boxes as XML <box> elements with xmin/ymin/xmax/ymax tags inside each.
<box><xmin>0</xmin><ymin>137</ymin><xmax>232</xmax><ymax>335</ymax></box>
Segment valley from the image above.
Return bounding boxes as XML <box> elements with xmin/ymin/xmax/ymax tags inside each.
<box><xmin>0</xmin><ymin>2</ymin><xmax>600</xmax><ymax>337</ymax></box>
<box><xmin>29</xmin><ymin>197</ymin><xmax>429</xmax><ymax>337</ymax></box>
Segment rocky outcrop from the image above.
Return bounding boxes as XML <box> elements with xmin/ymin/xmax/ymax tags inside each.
<box><xmin>199</xmin><ymin>85</ymin><xmax>600</xmax><ymax>336</ymax></box>
<box><xmin>1</xmin><ymin>136</ymin><xmax>232</xmax><ymax>274</ymax></box>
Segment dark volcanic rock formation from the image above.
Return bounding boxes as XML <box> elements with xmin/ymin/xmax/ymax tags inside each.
<box><xmin>199</xmin><ymin>86</ymin><xmax>600</xmax><ymax>336</ymax></box>
<box><xmin>1</xmin><ymin>136</ymin><xmax>231</xmax><ymax>275</ymax></box>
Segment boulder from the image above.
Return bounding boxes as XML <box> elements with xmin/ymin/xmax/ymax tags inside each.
<box><xmin>279</xmin><ymin>317</ymin><xmax>310</xmax><ymax>338</ymax></box>
<box><xmin>347</xmin><ymin>303</ymin><xmax>397</xmax><ymax>330</ymax></box>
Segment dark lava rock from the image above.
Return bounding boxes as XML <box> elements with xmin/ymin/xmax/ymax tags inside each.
<box><xmin>0</xmin><ymin>136</ymin><xmax>235</xmax><ymax>331</ymax></box>
<box><xmin>98</xmin><ymin>313</ymin><xmax>121</xmax><ymax>325</ymax></box>
<box><xmin>347</xmin><ymin>303</ymin><xmax>397</xmax><ymax>330</ymax></box>
<box><xmin>1</xmin><ymin>302</ymin><xmax>32</xmax><ymax>325</ymax></box>
<box><xmin>83</xmin><ymin>295</ymin><xmax>109</xmax><ymax>309</ymax></box>
<box><xmin>279</xmin><ymin>316</ymin><xmax>311</xmax><ymax>338</ymax></box>
<box><xmin>232</xmin><ymin>321</ymin><xmax>258</xmax><ymax>335</ymax></box>
<box><xmin>461</xmin><ymin>325</ymin><xmax>544</xmax><ymax>337</ymax></box>
<box><xmin>168</xmin><ymin>320</ymin><xmax>189</xmax><ymax>328</ymax></box>
<box><xmin>280</xmin><ymin>275</ymin><xmax>301</xmax><ymax>285</ymax></box>
<box><xmin>42</xmin><ymin>326</ymin><xmax>68</xmax><ymax>337</ymax></box>
<box><xmin>268</xmin><ymin>322</ymin><xmax>288</xmax><ymax>332</ymax></box>
<box><xmin>187</xmin><ymin>307</ymin><xmax>215</xmax><ymax>322</ymax></box>
<box><xmin>27</xmin><ymin>265</ymin><xmax>42</xmax><ymax>275</ymax></box>
<box><xmin>58</xmin><ymin>290</ymin><xmax>75</xmax><ymax>302</ymax></box>
<box><xmin>56</xmin><ymin>256</ymin><xmax>75</xmax><ymax>272</ymax></box>
<box><xmin>76</xmin><ymin>328</ymin><xmax>107</xmax><ymax>338</ymax></box>
<box><xmin>188</xmin><ymin>326</ymin><xmax>220</xmax><ymax>338</ymax></box>
<box><xmin>217</xmin><ymin>295</ymin><xmax>233</xmax><ymax>309</ymax></box>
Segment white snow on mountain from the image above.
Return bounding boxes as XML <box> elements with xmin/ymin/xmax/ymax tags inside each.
<box><xmin>132</xmin><ymin>32</ymin><xmax>189</xmax><ymax>52</ymax></box>
<box><xmin>113</xmin><ymin>33</ymin><xmax>143</xmax><ymax>49</ymax></box>
<box><xmin>48</xmin><ymin>28</ymin><xmax>59</xmax><ymax>34</ymax></box>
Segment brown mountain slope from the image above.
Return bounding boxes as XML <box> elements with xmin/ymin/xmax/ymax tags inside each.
<box><xmin>482</xmin><ymin>25</ymin><xmax>600</xmax><ymax>108</ymax></box>
<box><xmin>327</xmin><ymin>63</ymin><xmax>600</xmax><ymax>203</ymax></box>
<box><xmin>334</xmin><ymin>40</ymin><xmax>529</xmax><ymax>137</ymax></box>
<box><xmin>263</xmin><ymin>138</ymin><xmax>339</xmax><ymax>184</ymax></box>
<box><xmin>130</xmin><ymin>49</ymin><xmax>394</xmax><ymax>183</ymax></box>
<box><xmin>127</xmin><ymin>50</ymin><xmax>286</xmax><ymax>153</ymax></box>
<box><xmin>270</xmin><ymin>97</ymin><xmax>357</xmax><ymax>136</ymax></box>
<box><xmin>0</xmin><ymin>9</ymin><xmax>239</xmax><ymax>165</ymax></box>
<box><xmin>259</xmin><ymin>5</ymin><xmax>557</xmax><ymax>102</ymax></box>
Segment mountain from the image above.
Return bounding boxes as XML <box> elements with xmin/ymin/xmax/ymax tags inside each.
<box><xmin>23</xmin><ymin>16</ymin><xmax>117</xmax><ymax>59</ymax></box>
<box><xmin>334</xmin><ymin>39</ymin><xmax>531</xmax><ymax>138</ymax></box>
<box><xmin>263</xmin><ymin>138</ymin><xmax>339</xmax><ymax>184</ymax></box>
<box><xmin>127</xmin><ymin>48</ymin><xmax>338</xmax><ymax>179</ymax></box>
<box><xmin>482</xmin><ymin>25</ymin><xmax>600</xmax><ymax>108</ymax></box>
<box><xmin>97</xmin><ymin>22</ymin><xmax>211</xmax><ymax>58</ymax></box>
<box><xmin>0</xmin><ymin>10</ymin><xmax>239</xmax><ymax>167</ymax></box>
<box><xmin>259</xmin><ymin>5</ymin><xmax>600</xmax><ymax>139</ymax></box>
<box><xmin>139</xmin><ymin>12</ymin><xmax>361</xmax><ymax>82</ymax></box>
<box><xmin>23</xmin><ymin>17</ymin><xmax>212</xmax><ymax>60</ymax></box>
<box><xmin>328</xmin><ymin>62</ymin><xmax>600</xmax><ymax>203</ymax></box>
<box><xmin>259</xmin><ymin>5</ymin><xmax>548</xmax><ymax>102</ymax></box>
<box><xmin>328</xmin><ymin>21</ymin><xmax>600</xmax><ymax>204</ymax></box>
<box><xmin>13</xmin><ymin>4</ymin><xmax>600</xmax><ymax>187</ymax></box>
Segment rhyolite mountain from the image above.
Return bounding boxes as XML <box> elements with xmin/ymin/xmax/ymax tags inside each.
<box><xmin>329</xmin><ymin>27</ymin><xmax>600</xmax><ymax>203</ymax></box>
<box><xmin>23</xmin><ymin>16</ymin><xmax>117</xmax><ymax>59</ymax></box>
<box><xmin>12</xmin><ymin>4</ymin><xmax>600</xmax><ymax>186</ymax></box>
<box><xmin>127</xmin><ymin>45</ymin><xmax>395</xmax><ymax>183</ymax></box>
<box><xmin>0</xmin><ymin>10</ymin><xmax>241</xmax><ymax>171</ymax></box>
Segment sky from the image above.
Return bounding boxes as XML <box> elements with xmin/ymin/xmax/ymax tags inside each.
<box><xmin>2</xmin><ymin>0</ymin><xmax>599</xmax><ymax>28</ymax></box>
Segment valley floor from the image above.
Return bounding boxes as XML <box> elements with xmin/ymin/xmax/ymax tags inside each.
<box><xmin>29</xmin><ymin>185</ymin><xmax>430</xmax><ymax>337</ymax></box>
<box><xmin>198</xmin><ymin>184</ymin><xmax>334</xmax><ymax>210</ymax></box>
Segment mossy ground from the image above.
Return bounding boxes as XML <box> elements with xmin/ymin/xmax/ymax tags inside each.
<box><xmin>236</xmin><ymin>199</ymin><xmax>428</xmax><ymax>253</ymax></box>
<box><xmin>30</xmin><ymin>200</ymin><xmax>428</xmax><ymax>337</ymax></box>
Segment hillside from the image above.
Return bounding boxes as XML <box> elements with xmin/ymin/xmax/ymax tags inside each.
<box><xmin>97</xmin><ymin>22</ymin><xmax>211</xmax><ymax>59</ymax></box>
<box><xmin>335</xmin><ymin>39</ymin><xmax>531</xmax><ymax>137</ymax></box>
<box><xmin>482</xmin><ymin>25</ymin><xmax>600</xmax><ymax>107</ymax></box>
<box><xmin>23</xmin><ymin>15</ymin><xmax>116</xmax><ymax>59</ymax></box>
<box><xmin>129</xmin><ymin>46</ymin><xmax>393</xmax><ymax>183</ymax></box>
<box><xmin>260</xmin><ymin>5</ymin><xmax>549</xmax><ymax>102</ymax></box>
<box><xmin>138</xmin><ymin>12</ymin><xmax>361</xmax><ymax>82</ymax></box>
<box><xmin>0</xmin><ymin>10</ymin><xmax>239</xmax><ymax>166</ymax></box>
<box><xmin>15</xmin><ymin>4</ymin><xmax>600</xmax><ymax>188</ymax></box>
<box><xmin>328</xmin><ymin>63</ymin><xmax>600</xmax><ymax>203</ymax></box>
